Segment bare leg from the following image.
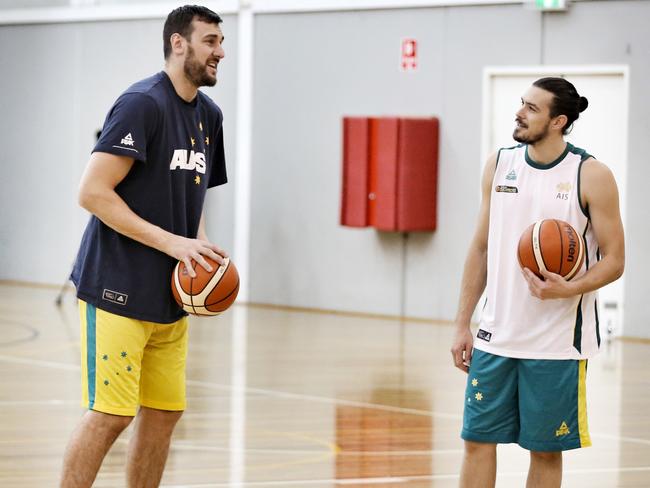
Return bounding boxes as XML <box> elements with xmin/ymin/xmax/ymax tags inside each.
<box><xmin>459</xmin><ymin>441</ymin><xmax>497</xmax><ymax>488</ymax></box>
<box><xmin>60</xmin><ymin>410</ymin><xmax>133</xmax><ymax>488</ymax></box>
<box><xmin>527</xmin><ymin>451</ymin><xmax>562</xmax><ymax>488</ymax></box>
<box><xmin>126</xmin><ymin>407</ymin><xmax>183</xmax><ymax>488</ymax></box>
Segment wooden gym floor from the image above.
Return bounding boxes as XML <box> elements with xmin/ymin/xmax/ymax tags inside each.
<box><xmin>0</xmin><ymin>282</ymin><xmax>649</xmax><ymax>487</ymax></box>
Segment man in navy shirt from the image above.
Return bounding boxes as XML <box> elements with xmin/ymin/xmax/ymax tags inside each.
<box><xmin>61</xmin><ymin>6</ymin><xmax>228</xmax><ymax>487</ymax></box>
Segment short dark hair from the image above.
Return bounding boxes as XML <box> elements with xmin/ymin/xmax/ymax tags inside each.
<box><xmin>533</xmin><ymin>77</ymin><xmax>589</xmax><ymax>135</ymax></box>
<box><xmin>163</xmin><ymin>5</ymin><xmax>222</xmax><ymax>59</ymax></box>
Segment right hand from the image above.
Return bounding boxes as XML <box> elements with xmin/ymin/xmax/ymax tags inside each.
<box><xmin>450</xmin><ymin>326</ymin><xmax>474</xmax><ymax>374</ymax></box>
<box><xmin>164</xmin><ymin>235</ymin><xmax>228</xmax><ymax>278</ymax></box>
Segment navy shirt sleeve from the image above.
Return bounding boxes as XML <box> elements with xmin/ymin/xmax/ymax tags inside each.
<box><xmin>94</xmin><ymin>92</ymin><xmax>159</xmax><ymax>162</ymax></box>
<box><xmin>209</xmin><ymin>124</ymin><xmax>227</xmax><ymax>188</ymax></box>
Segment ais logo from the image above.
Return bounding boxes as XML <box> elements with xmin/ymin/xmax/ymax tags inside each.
<box><xmin>169</xmin><ymin>149</ymin><xmax>206</xmax><ymax>174</ymax></box>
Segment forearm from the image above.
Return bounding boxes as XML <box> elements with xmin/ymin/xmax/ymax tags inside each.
<box><xmin>80</xmin><ymin>188</ymin><xmax>174</xmax><ymax>255</ymax></box>
<box><xmin>455</xmin><ymin>246</ymin><xmax>488</xmax><ymax>329</ymax></box>
<box><xmin>197</xmin><ymin>213</ymin><xmax>209</xmax><ymax>241</ymax></box>
<box><xmin>569</xmin><ymin>253</ymin><xmax>624</xmax><ymax>296</ymax></box>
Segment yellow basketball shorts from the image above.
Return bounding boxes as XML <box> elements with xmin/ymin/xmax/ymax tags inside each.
<box><xmin>78</xmin><ymin>300</ymin><xmax>189</xmax><ymax>416</ymax></box>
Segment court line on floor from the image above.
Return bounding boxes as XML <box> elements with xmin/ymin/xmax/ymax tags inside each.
<box><xmin>0</xmin><ymin>353</ymin><xmax>79</xmax><ymax>371</ymax></box>
<box><xmin>160</xmin><ymin>465</ymin><xmax>650</xmax><ymax>487</ymax></box>
<box><xmin>0</xmin><ymin>320</ymin><xmax>39</xmax><ymax>347</ymax></box>
<box><xmin>0</xmin><ymin>399</ymin><xmax>77</xmax><ymax>406</ymax></box>
<box><xmin>115</xmin><ymin>438</ymin><xmax>329</xmax><ymax>456</ymax></box>
<box><xmin>187</xmin><ymin>379</ymin><xmax>460</xmax><ymax>419</ymax></box>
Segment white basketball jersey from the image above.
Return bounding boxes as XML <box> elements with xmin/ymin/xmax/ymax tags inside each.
<box><xmin>476</xmin><ymin>143</ymin><xmax>600</xmax><ymax>360</ymax></box>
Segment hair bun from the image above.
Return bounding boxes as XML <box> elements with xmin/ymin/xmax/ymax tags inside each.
<box><xmin>579</xmin><ymin>96</ymin><xmax>589</xmax><ymax>112</ymax></box>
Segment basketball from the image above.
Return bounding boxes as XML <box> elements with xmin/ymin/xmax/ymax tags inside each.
<box><xmin>171</xmin><ymin>256</ymin><xmax>239</xmax><ymax>316</ymax></box>
<box><xmin>517</xmin><ymin>219</ymin><xmax>585</xmax><ymax>281</ymax></box>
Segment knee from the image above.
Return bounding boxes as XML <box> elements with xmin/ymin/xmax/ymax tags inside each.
<box><xmin>85</xmin><ymin>410</ymin><xmax>133</xmax><ymax>436</ymax></box>
<box><xmin>139</xmin><ymin>407</ymin><xmax>184</xmax><ymax>430</ymax></box>
<box><xmin>464</xmin><ymin>440</ymin><xmax>496</xmax><ymax>457</ymax></box>
<box><xmin>162</xmin><ymin>409</ymin><xmax>184</xmax><ymax>428</ymax></box>
<box><xmin>530</xmin><ymin>450</ymin><xmax>562</xmax><ymax>463</ymax></box>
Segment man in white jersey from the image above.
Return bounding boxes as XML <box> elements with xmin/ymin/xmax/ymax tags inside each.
<box><xmin>451</xmin><ymin>77</ymin><xmax>625</xmax><ymax>488</ymax></box>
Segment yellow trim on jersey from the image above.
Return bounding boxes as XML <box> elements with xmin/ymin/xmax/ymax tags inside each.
<box><xmin>578</xmin><ymin>359</ymin><xmax>591</xmax><ymax>447</ymax></box>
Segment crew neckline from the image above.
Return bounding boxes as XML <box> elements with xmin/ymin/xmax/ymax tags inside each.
<box><xmin>161</xmin><ymin>71</ymin><xmax>199</xmax><ymax>107</ymax></box>
<box><xmin>525</xmin><ymin>142</ymin><xmax>572</xmax><ymax>170</ymax></box>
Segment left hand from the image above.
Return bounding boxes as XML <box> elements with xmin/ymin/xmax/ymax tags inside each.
<box><xmin>522</xmin><ymin>268</ymin><xmax>576</xmax><ymax>300</ymax></box>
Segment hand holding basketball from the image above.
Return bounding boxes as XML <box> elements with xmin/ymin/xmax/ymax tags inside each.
<box><xmin>517</xmin><ymin>219</ymin><xmax>584</xmax><ymax>280</ymax></box>
<box><xmin>522</xmin><ymin>267</ymin><xmax>576</xmax><ymax>300</ymax></box>
<box><xmin>171</xmin><ymin>255</ymin><xmax>239</xmax><ymax>316</ymax></box>
<box><xmin>518</xmin><ymin>219</ymin><xmax>585</xmax><ymax>300</ymax></box>
<box><xmin>164</xmin><ymin>235</ymin><xmax>227</xmax><ymax>278</ymax></box>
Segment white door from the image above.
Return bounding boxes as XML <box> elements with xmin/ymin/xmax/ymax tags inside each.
<box><xmin>483</xmin><ymin>67</ymin><xmax>628</xmax><ymax>337</ymax></box>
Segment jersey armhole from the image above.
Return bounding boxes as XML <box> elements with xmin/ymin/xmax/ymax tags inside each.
<box><xmin>495</xmin><ymin>148</ymin><xmax>502</xmax><ymax>169</ymax></box>
<box><xmin>577</xmin><ymin>158</ymin><xmax>591</xmax><ymax>218</ymax></box>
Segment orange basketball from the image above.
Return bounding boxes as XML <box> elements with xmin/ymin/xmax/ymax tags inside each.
<box><xmin>517</xmin><ymin>219</ymin><xmax>584</xmax><ymax>281</ymax></box>
<box><xmin>171</xmin><ymin>256</ymin><xmax>239</xmax><ymax>316</ymax></box>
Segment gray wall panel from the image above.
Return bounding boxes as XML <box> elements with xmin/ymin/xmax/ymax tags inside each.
<box><xmin>0</xmin><ymin>23</ymin><xmax>80</xmax><ymax>284</ymax></box>
<box><xmin>543</xmin><ymin>0</ymin><xmax>650</xmax><ymax>337</ymax></box>
<box><xmin>250</xmin><ymin>9</ymin><xmax>446</xmax><ymax>314</ymax></box>
<box><xmin>404</xmin><ymin>5</ymin><xmax>541</xmax><ymax>320</ymax></box>
<box><xmin>203</xmin><ymin>14</ymin><xmax>237</xmax><ymax>257</ymax></box>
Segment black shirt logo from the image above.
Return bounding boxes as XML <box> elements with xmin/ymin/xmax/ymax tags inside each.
<box><xmin>495</xmin><ymin>185</ymin><xmax>518</xmax><ymax>193</ymax></box>
<box><xmin>102</xmin><ymin>289</ymin><xmax>128</xmax><ymax>306</ymax></box>
<box><xmin>477</xmin><ymin>329</ymin><xmax>492</xmax><ymax>342</ymax></box>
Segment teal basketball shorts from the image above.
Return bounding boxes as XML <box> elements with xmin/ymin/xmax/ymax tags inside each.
<box><xmin>461</xmin><ymin>349</ymin><xmax>591</xmax><ymax>452</ymax></box>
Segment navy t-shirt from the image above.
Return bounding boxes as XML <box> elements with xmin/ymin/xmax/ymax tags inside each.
<box><xmin>71</xmin><ymin>71</ymin><xmax>227</xmax><ymax>323</ymax></box>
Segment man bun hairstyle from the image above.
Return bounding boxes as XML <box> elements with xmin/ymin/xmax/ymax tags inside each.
<box><xmin>579</xmin><ymin>96</ymin><xmax>589</xmax><ymax>112</ymax></box>
<box><xmin>533</xmin><ymin>77</ymin><xmax>589</xmax><ymax>134</ymax></box>
<box><xmin>163</xmin><ymin>5</ymin><xmax>222</xmax><ymax>59</ymax></box>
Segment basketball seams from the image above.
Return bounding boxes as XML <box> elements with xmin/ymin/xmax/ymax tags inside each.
<box><xmin>204</xmin><ymin>278</ymin><xmax>240</xmax><ymax>308</ymax></box>
<box><xmin>517</xmin><ymin>238</ymin><xmax>525</xmax><ymax>270</ymax></box>
<box><xmin>520</xmin><ymin>223</ymin><xmax>540</xmax><ymax>277</ymax></box>
<box><xmin>190</xmin><ymin>261</ymin><xmax>199</xmax><ymax>312</ymax></box>
<box><xmin>194</xmin><ymin>258</ymin><xmax>229</xmax><ymax>305</ymax></box>
<box><xmin>564</xmin><ymin>231</ymin><xmax>584</xmax><ymax>281</ymax></box>
<box><xmin>173</xmin><ymin>262</ymin><xmax>193</xmax><ymax>306</ymax></box>
<box><xmin>192</xmin><ymin>258</ymin><xmax>221</xmax><ymax>296</ymax></box>
<box><xmin>532</xmin><ymin>220</ymin><xmax>547</xmax><ymax>276</ymax></box>
<box><xmin>554</xmin><ymin>220</ymin><xmax>564</xmax><ymax>275</ymax></box>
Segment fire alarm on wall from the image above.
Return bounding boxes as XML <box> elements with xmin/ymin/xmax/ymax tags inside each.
<box><xmin>401</xmin><ymin>38</ymin><xmax>418</xmax><ymax>71</ymax></box>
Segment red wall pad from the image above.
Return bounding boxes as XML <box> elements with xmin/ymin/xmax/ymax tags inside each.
<box><xmin>341</xmin><ymin>116</ymin><xmax>439</xmax><ymax>232</ymax></box>
<box><xmin>396</xmin><ymin>118</ymin><xmax>439</xmax><ymax>231</ymax></box>
<box><xmin>368</xmin><ymin>118</ymin><xmax>399</xmax><ymax>231</ymax></box>
<box><xmin>341</xmin><ymin>117</ymin><xmax>370</xmax><ymax>227</ymax></box>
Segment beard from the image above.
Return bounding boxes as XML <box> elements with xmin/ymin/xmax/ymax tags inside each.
<box><xmin>513</xmin><ymin>121</ymin><xmax>550</xmax><ymax>145</ymax></box>
<box><xmin>183</xmin><ymin>45</ymin><xmax>217</xmax><ymax>88</ymax></box>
